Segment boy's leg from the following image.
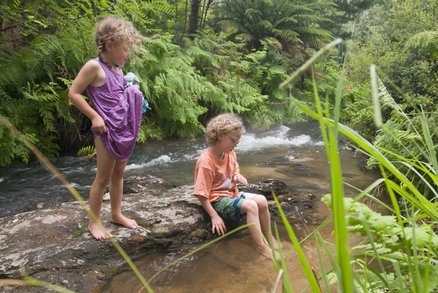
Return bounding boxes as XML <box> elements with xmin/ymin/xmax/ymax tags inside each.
<box><xmin>109</xmin><ymin>159</ymin><xmax>139</xmax><ymax>229</ymax></box>
<box><xmin>88</xmin><ymin>136</ymin><xmax>115</xmax><ymax>240</ymax></box>
<box><xmin>243</xmin><ymin>193</ymin><xmax>279</xmax><ymax>249</ymax></box>
<box><xmin>240</xmin><ymin>199</ymin><xmax>273</xmax><ymax>259</ymax></box>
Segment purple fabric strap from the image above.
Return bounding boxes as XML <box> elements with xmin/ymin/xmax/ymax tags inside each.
<box><xmin>87</xmin><ymin>59</ymin><xmax>143</xmax><ymax>161</ymax></box>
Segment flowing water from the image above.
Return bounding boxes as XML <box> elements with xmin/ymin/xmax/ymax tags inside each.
<box><xmin>0</xmin><ymin>122</ymin><xmax>379</xmax><ymax>292</ymax></box>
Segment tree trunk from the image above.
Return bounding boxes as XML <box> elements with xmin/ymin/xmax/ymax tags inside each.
<box><xmin>1</xmin><ymin>20</ymin><xmax>22</xmax><ymax>52</ymax></box>
<box><xmin>188</xmin><ymin>0</ymin><xmax>200</xmax><ymax>36</ymax></box>
<box><xmin>200</xmin><ymin>0</ymin><xmax>214</xmax><ymax>30</ymax></box>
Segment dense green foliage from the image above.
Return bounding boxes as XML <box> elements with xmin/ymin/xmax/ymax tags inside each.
<box><xmin>1</xmin><ymin>0</ymin><xmax>435</xmax><ymax>171</ymax></box>
<box><xmin>212</xmin><ymin>0</ymin><xmax>333</xmax><ymax>51</ymax></box>
<box><xmin>274</xmin><ymin>35</ymin><xmax>437</xmax><ymax>290</ymax></box>
<box><xmin>0</xmin><ymin>0</ymin><xmax>336</xmax><ymax>164</ymax></box>
<box><xmin>342</xmin><ymin>0</ymin><xmax>438</xmax><ymax>197</ymax></box>
<box><xmin>1</xmin><ymin>1</ymin><xmax>437</xmax><ymax>292</ymax></box>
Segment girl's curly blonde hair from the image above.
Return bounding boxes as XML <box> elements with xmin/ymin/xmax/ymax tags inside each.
<box><xmin>94</xmin><ymin>16</ymin><xmax>141</xmax><ymax>54</ymax></box>
<box><xmin>204</xmin><ymin>113</ymin><xmax>245</xmax><ymax>144</ymax></box>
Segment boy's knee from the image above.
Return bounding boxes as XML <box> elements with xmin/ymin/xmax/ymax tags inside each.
<box><xmin>258</xmin><ymin>200</ymin><xmax>268</xmax><ymax>210</ymax></box>
<box><xmin>251</xmin><ymin>194</ymin><xmax>268</xmax><ymax>210</ymax></box>
<box><xmin>243</xmin><ymin>200</ymin><xmax>258</xmax><ymax>214</ymax></box>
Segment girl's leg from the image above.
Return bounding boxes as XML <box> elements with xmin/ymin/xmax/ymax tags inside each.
<box><xmin>240</xmin><ymin>199</ymin><xmax>273</xmax><ymax>259</ymax></box>
<box><xmin>88</xmin><ymin>136</ymin><xmax>115</xmax><ymax>240</ymax></box>
<box><xmin>109</xmin><ymin>160</ymin><xmax>139</xmax><ymax>229</ymax></box>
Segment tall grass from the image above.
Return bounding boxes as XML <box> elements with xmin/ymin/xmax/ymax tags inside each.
<box><xmin>275</xmin><ymin>38</ymin><xmax>438</xmax><ymax>292</ymax></box>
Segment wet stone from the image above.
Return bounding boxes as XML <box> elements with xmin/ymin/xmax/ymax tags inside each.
<box><xmin>0</xmin><ymin>177</ymin><xmax>316</xmax><ymax>292</ymax></box>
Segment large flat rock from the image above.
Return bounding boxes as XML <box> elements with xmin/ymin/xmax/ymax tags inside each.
<box><xmin>0</xmin><ymin>176</ymin><xmax>316</xmax><ymax>292</ymax></box>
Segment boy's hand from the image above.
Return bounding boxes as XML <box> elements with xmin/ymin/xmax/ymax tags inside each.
<box><xmin>211</xmin><ymin>215</ymin><xmax>226</xmax><ymax>236</ymax></box>
<box><xmin>234</xmin><ymin>173</ymin><xmax>248</xmax><ymax>186</ymax></box>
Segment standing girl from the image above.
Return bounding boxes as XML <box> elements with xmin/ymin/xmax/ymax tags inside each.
<box><xmin>68</xmin><ymin>16</ymin><xmax>143</xmax><ymax>240</ymax></box>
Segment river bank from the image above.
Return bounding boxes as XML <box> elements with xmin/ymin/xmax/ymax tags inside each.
<box><xmin>0</xmin><ymin>176</ymin><xmax>317</xmax><ymax>292</ymax></box>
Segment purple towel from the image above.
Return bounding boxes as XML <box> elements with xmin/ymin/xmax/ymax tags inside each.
<box><xmin>87</xmin><ymin>59</ymin><xmax>143</xmax><ymax>161</ymax></box>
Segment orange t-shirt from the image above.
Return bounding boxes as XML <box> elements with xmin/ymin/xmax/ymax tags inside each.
<box><xmin>193</xmin><ymin>148</ymin><xmax>240</xmax><ymax>203</ymax></box>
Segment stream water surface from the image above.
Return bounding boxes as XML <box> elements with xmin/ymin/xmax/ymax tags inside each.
<box><xmin>0</xmin><ymin>122</ymin><xmax>379</xmax><ymax>292</ymax></box>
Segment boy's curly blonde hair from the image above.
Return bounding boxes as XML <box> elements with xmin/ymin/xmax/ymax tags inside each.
<box><xmin>204</xmin><ymin>113</ymin><xmax>245</xmax><ymax>144</ymax></box>
<box><xmin>94</xmin><ymin>16</ymin><xmax>141</xmax><ymax>54</ymax></box>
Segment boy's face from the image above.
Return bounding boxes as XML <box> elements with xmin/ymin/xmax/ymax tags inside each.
<box><xmin>218</xmin><ymin>130</ymin><xmax>241</xmax><ymax>153</ymax></box>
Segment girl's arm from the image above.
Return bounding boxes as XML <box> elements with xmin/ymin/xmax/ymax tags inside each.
<box><xmin>68</xmin><ymin>60</ymin><xmax>107</xmax><ymax>133</ymax></box>
<box><xmin>197</xmin><ymin>196</ymin><xmax>227</xmax><ymax>236</ymax></box>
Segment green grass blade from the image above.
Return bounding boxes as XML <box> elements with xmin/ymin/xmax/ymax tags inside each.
<box><xmin>309</xmin><ymin>67</ymin><xmax>353</xmax><ymax>292</ymax></box>
<box><xmin>273</xmin><ymin>224</ymin><xmax>293</xmax><ymax>292</ymax></box>
<box><xmin>272</xmin><ymin>193</ymin><xmax>322</xmax><ymax>292</ymax></box>
<box><xmin>419</xmin><ymin>110</ymin><xmax>438</xmax><ymax>174</ymax></box>
<box><xmin>315</xmin><ymin>231</ymin><xmax>337</xmax><ymax>292</ymax></box>
<box><xmin>279</xmin><ymin>38</ymin><xmax>342</xmax><ymax>89</ymax></box>
<box><xmin>370</xmin><ymin>64</ymin><xmax>383</xmax><ymax>128</ymax></box>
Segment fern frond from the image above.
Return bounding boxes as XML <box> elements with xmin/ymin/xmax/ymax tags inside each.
<box><xmin>406</xmin><ymin>31</ymin><xmax>438</xmax><ymax>50</ymax></box>
<box><xmin>77</xmin><ymin>145</ymin><xmax>96</xmax><ymax>160</ymax></box>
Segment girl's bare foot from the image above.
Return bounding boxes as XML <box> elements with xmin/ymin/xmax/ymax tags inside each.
<box><xmin>88</xmin><ymin>220</ymin><xmax>111</xmax><ymax>240</ymax></box>
<box><xmin>111</xmin><ymin>214</ymin><xmax>139</xmax><ymax>229</ymax></box>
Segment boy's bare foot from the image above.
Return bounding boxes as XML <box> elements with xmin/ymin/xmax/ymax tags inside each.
<box><xmin>88</xmin><ymin>220</ymin><xmax>111</xmax><ymax>240</ymax></box>
<box><xmin>263</xmin><ymin>237</ymin><xmax>280</xmax><ymax>250</ymax></box>
<box><xmin>257</xmin><ymin>244</ymin><xmax>280</xmax><ymax>260</ymax></box>
<box><xmin>110</xmin><ymin>214</ymin><xmax>139</xmax><ymax>229</ymax></box>
<box><xmin>257</xmin><ymin>244</ymin><xmax>272</xmax><ymax>259</ymax></box>
<box><xmin>270</xmin><ymin>238</ymin><xmax>280</xmax><ymax>250</ymax></box>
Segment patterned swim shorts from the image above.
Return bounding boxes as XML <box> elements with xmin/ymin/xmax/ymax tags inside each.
<box><xmin>213</xmin><ymin>192</ymin><xmax>256</xmax><ymax>222</ymax></box>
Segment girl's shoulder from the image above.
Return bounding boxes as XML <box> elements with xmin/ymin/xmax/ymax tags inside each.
<box><xmin>77</xmin><ymin>59</ymin><xmax>102</xmax><ymax>76</ymax></box>
<box><xmin>84</xmin><ymin>58</ymin><xmax>102</xmax><ymax>70</ymax></box>
<box><xmin>79</xmin><ymin>58</ymin><xmax>106</xmax><ymax>88</ymax></box>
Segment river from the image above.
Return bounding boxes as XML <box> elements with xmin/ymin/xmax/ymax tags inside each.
<box><xmin>0</xmin><ymin>122</ymin><xmax>379</xmax><ymax>292</ymax></box>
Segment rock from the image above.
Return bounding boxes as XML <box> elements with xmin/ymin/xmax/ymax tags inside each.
<box><xmin>0</xmin><ymin>177</ymin><xmax>316</xmax><ymax>292</ymax></box>
<box><xmin>238</xmin><ymin>179</ymin><xmax>289</xmax><ymax>199</ymax></box>
<box><xmin>123</xmin><ymin>174</ymin><xmax>166</xmax><ymax>194</ymax></box>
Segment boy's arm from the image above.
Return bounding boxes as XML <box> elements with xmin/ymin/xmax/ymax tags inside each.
<box><xmin>197</xmin><ymin>196</ymin><xmax>226</xmax><ymax>236</ymax></box>
<box><xmin>234</xmin><ymin>173</ymin><xmax>248</xmax><ymax>186</ymax></box>
<box><xmin>231</xmin><ymin>152</ymin><xmax>248</xmax><ymax>185</ymax></box>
